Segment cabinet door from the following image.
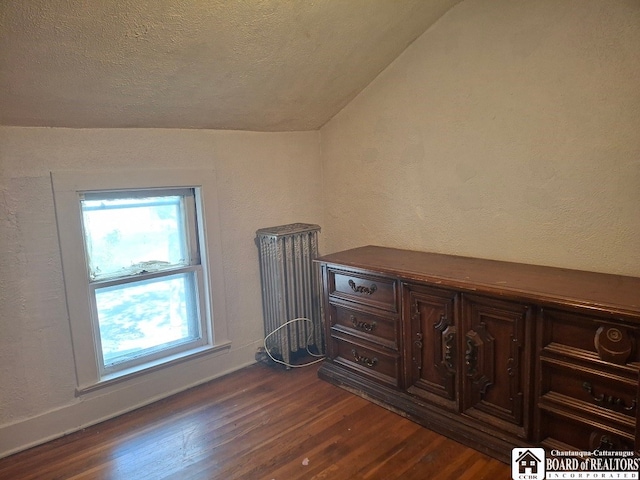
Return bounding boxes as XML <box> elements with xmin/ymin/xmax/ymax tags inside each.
<box><xmin>403</xmin><ymin>284</ymin><xmax>458</xmax><ymax>411</ymax></box>
<box><xmin>462</xmin><ymin>294</ymin><xmax>532</xmax><ymax>439</ymax></box>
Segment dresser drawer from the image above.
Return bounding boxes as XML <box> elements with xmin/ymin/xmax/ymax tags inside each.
<box><xmin>540</xmin><ymin>309</ymin><xmax>640</xmax><ymax>367</ymax></box>
<box><xmin>330</xmin><ymin>304</ymin><xmax>399</xmax><ymax>350</ymax></box>
<box><xmin>328</xmin><ymin>269</ymin><xmax>397</xmax><ymax>312</ymax></box>
<box><xmin>328</xmin><ymin>333</ymin><xmax>401</xmax><ymax>388</ymax></box>
<box><xmin>538</xmin><ymin>407</ymin><xmax>635</xmax><ymax>452</ymax></box>
<box><xmin>540</xmin><ymin>358</ymin><xmax>638</xmax><ymax>421</ymax></box>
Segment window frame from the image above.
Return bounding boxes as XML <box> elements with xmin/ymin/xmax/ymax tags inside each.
<box><xmin>52</xmin><ymin>169</ymin><xmax>230</xmax><ymax>392</ymax></box>
<box><xmin>82</xmin><ymin>188</ymin><xmax>207</xmax><ymax>376</ymax></box>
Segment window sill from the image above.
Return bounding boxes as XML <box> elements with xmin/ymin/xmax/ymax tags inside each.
<box><xmin>75</xmin><ymin>341</ymin><xmax>232</xmax><ymax>396</ymax></box>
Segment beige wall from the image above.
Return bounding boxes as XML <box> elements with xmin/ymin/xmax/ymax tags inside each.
<box><xmin>321</xmin><ymin>0</ymin><xmax>640</xmax><ymax>276</ymax></box>
<box><xmin>0</xmin><ymin>127</ymin><xmax>322</xmax><ymax>456</ymax></box>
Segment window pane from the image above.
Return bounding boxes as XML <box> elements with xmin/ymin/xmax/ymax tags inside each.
<box><xmin>81</xmin><ymin>194</ymin><xmax>190</xmax><ymax>280</ymax></box>
<box><xmin>95</xmin><ymin>272</ymin><xmax>200</xmax><ymax>367</ymax></box>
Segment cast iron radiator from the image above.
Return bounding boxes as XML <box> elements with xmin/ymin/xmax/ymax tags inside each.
<box><xmin>256</xmin><ymin>223</ymin><xmax>323</xmax><ymax>365</ymax></box>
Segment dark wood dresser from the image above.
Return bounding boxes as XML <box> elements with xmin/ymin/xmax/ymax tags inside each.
<box><xmin>315</xmin><ymin>246</ymin><xmax>640</xmax><ymax>462</ymax></box>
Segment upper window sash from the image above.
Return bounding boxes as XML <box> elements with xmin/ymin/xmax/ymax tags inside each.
<box><xmin>80</xmin><ymin>188</ymin><xmax>201</xmax><ymax>282</ymax></box>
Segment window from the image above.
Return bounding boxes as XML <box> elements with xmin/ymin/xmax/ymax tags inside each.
<box><xmin>82</xmin><ymin>189</ymin><xmax>207</xmax><ymax>374</ymax></box>
<box><xmin>52</xmin><ymin>170</ymin><xmax>230</xmax><ymax>391</ymax></box>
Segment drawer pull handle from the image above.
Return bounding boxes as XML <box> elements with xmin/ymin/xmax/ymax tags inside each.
<box><xmin>465</xmin><ymin>337</ymin><xmax>478</xmax><ymax>377</ymax></box>
<box><xmin>582</xmin><ymin>382</ymin><xmax>637</xmax><ymax>412</ymax></box>
<box><xmin>443</xmin><ymin>331</ymin><xmax>456</xmax><ymax>371</ymax></box>
<box><xmin>351</xmin><ymin>315</ymin><xmax>376</xmax><ymax>332</ymax></box>
<box><xmin>351</xmin><ymin>349</ymin><xmax>378</xmax><ymax>368</ymax></box>
<box><xmin>595</xmin><ymin>434</ymin><xmax>616</xmax><ymax>452</ymax></box>
<box><xmin>414</xmin><ymin>332</ymin><xmax>423</xmax><ymax>350</ymax></box>
<box><xmin>348</xmin><ymin>279</ymin><xmax>377</xmax><ymax>295</ymax></box>
<box><xmin>414</xmin><ymin>332</ymin><xmax>423</xmax><ymax>370</ymax></box>
<box><xmin>588</xmin><ymin>431</ymin><xmax>631</xmax><ymax>451</ymax></box>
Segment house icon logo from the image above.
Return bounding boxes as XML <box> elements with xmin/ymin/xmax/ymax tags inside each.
<box><xmin>512</xmin><ymin>448</ymin><xmax>545</xmax><ymax>480</ymax></box>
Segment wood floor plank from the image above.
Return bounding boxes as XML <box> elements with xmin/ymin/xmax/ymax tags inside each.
<box><xmin>0</xmin><ymin>363</ymin><xmax>511</xmax><ymax>479</ymax></box>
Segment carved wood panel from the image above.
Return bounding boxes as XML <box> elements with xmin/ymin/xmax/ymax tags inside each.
<box><xmin>462</xmin><ymin>294</ymin><xmax>532</xmax><ymax>438</ymax></box>
<box><xmin>403</xmin><ymin>284</ymin><xmax>458</xmax><ymax>411</ymax></box>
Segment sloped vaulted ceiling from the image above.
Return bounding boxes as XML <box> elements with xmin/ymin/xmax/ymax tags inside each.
<box><xmin>0</xmin><ymin>0</ymin><xmax>461</xmax><ymax>131</ymax></box>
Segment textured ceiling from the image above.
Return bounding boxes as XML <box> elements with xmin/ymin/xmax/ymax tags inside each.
<box><xmin>0</xmin><ymin>0</ymin><xmax>461</xmax><ymax>131</ymax></box>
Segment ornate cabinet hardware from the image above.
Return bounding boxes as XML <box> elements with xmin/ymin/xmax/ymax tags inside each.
<box><xmin>596</xmin><ymin>435</ymin><xmax>615</xmax><ymax>451</ymax></box>
<box><xmin>348</xmin><ymin>279</ymin><xmax>377</xmax><ymax>295</ymax></box>
<box><xmin>465</xmin><ymin>336</ymin><xmax>478</xmax><ymax>377</ymax></box>
<box><xmin>588</xmin><ymin>431</ymin><xmax>631</xmax><ymax>452</ymax></box>
<box><xmin>434</xmin><ymin>314</ymin><xmax>456</xmax><ymax>372</ymax></box>
<box><xmin>594</xmin><ymin>326</ymin><xmax>633</xmax><ymax>364</ymax></box>
<box><xmin>414</xmin><ymin>332</ymin><xmax>423</xmax><ymax>370</ymax></box>
<box><xmin>350</xmin><ymin>315</ymin><xmax>376</xmax><ymax>332</ymax></box>
<box><xmin>443</xmin><ymin>331</ymin><xmax>456</xmax><ymax>371</ymax></box>
<box><xmin>351</xmin><ymin>349</ymin><xmax>378</xmax><ymax>368</ymax></box>
<box><xmin>582</xmin><ymin>382</ymin><xmax>638</xmax><ymax>412</ymax></box>
<box><xmin>464</xmin><ymin>323</ymin><xmax>495</xmax><ymax>397</ymax></box>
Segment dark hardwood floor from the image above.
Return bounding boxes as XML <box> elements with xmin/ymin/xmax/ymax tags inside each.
<box><xmin>0</xmin><ymin>363</ymin><xmax>511</xmax><ymax>479</ymax></box>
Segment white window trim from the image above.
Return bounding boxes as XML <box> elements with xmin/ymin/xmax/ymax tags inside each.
<box><xmin>51</xmin><ymin>169</ymin><xmax>230</xmax><ymax>393</ymax></box>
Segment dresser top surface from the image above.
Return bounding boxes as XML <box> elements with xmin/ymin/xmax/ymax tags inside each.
<box><xmin>317</xmin><ymin>246</ymin><xmax>640</xmax><ymax>317</ymax></box>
